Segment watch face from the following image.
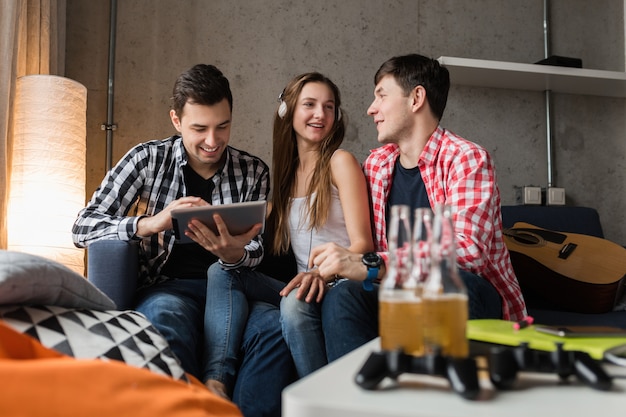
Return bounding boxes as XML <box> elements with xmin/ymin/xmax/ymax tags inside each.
<box><xmin>362</xmin><ymin>252</ymin><xmax>382</xmax><ymax>267</ymax></box>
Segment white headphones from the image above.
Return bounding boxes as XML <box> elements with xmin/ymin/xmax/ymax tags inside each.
<box><xmin>278</xmin><ymin>96</ymin><xmax>288</xmax><ymax>118</ymax></box>
<box><xmin>277</xmin><ymin>92</ymin><xmax>342</xmax><ymax>121</ymax></box>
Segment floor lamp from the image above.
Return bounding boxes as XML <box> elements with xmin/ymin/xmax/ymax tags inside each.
<box><xmin>8</xmin><ymin>75</ymin><xmax>87</xmax><ymax>275</ymax></box>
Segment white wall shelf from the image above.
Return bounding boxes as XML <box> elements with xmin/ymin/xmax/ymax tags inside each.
<box><xmin>437</xmin><ymin>56</ymin><xmax>626</xmax><ymax>98</ymax></box>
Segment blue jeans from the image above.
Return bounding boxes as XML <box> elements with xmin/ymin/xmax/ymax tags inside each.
<box><xmin>321</xmin><ymin>279</ymin><xmax>380</xmax><ymax>362</ymax></box>
<box><xmin>234</xmin><ymin>300</ymin><xmax>297</xmax><ymax>417</ymax></box>
<box><xmin>321</xmin><ymin>270</ymin><xmax>503</xmax><ymax>362</ymax></box>
<box><xmin>135</xmin><ymin>279</ymin><xmax>205</xmax><ymax>375</ymax></box>
<box><xmin>280</xmin><ymin>291</ymin><xmax>327</xmax><ymax>378</ymax></box>
<box><xmin>135</xmin><ymin>276</ymin><xmax>295</xmax><ymax>417</ymax></box>
<box><xmin>204</xmin><ymin>264</ymin><xmax>286</xmax><ymax>390</ymax></box>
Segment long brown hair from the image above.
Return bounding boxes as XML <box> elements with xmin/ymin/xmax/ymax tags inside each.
<box><xmin>268</xmin><ymin>72</ymin><xmax>346</xmax><ymax>255</ymax></box>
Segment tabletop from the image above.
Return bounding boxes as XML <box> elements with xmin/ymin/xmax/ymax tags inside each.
<box><xmin>282</xmin><ymin>338</ymin><xmax>626</xmax><ymax>417</ymax></box>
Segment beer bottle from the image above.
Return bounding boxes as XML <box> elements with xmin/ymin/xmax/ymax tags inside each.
<box><xmin>422</xmin><ymin>204</ymin><xmax>469</xmax><ymax>358</ymax></box>
<box><xmin>378</xmin><ymin>204</ymin><xmax>424</xmax><ymax>356</ymax></box>
<box><xmin>410</xmin><ymin>207</ymin><xmax>433</xmax><ymax>297</ymax></box>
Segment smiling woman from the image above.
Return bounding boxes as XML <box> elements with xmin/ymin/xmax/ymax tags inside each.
<box><xmin>201</xmin><ymin>71</ymin><xmax>375</xmax><ymax>382</ymax></box>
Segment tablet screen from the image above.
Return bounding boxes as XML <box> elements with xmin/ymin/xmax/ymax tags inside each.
<box><xmin>171</xmin><ymin>200</ymin><xmax>267</xmax><ymax>243</ymax></box>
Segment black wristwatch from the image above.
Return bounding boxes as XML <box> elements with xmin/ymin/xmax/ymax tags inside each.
<box><xmin>361</xmin><ymin>252</ymin><xmax>382</xmax><ymax>291</ymax></box>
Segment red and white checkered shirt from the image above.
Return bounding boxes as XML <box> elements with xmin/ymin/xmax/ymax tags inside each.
<box><xmin>363</xmin><ymin>126</ymin><xmax>527</xmax><ymax>321</ymax></box>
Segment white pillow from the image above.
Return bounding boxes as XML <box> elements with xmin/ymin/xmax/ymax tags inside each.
<box><xmin>0</xmin><ymin>250</ymin><xmax>116</xmax><ymax>310</ymax></box>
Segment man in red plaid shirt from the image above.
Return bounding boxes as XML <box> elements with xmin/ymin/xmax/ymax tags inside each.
<box><xmin>309</xmin><ymin>54</ymin><xmax>527</xmax><ymax>362</ymax></box>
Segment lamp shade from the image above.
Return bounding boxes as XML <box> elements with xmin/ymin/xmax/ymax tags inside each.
<box><xmin>8</xmin><ymin>75</ymin><xmax>87</xmax><ymax>275</ymax></box>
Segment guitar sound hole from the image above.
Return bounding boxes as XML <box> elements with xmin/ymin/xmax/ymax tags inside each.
<box><xmin>512</xmin><ymin>233</ymin><xmax>541</xmax><ymax>245</ymax></box>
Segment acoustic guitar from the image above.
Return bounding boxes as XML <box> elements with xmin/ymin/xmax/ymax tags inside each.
<box><xmin>503</xmin><ymin>222</ymin><xmax>626</xmax><ymax>314</ymax></box>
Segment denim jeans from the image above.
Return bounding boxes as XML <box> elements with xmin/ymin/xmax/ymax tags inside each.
<box><xmin>135</xmin><ymin>275</ymin><xmax>295</xmax><ymax>417</ymax></box>
<box><xmin>320</xmin><ymin>270</ymin><xmax>503</xmax><ymax>362</ymax></box>
<box><xmin>135</xmin><ymin>278</ymin><xmax>205</xmax><ymax>375</ymax></box>
<box><xmin>234</xmin><ymin>301</ymin><xmax>298</xmax><ymax>417</ymax></box>
<box><xmin>459</xmin><ymin>269</ymin><xmax>503</xmax><ymax>320</ymax></box>
<box><xmin>280</xmin><ymin>291</ymin><xmax>327</xmax><ymax>378</ymax></box>
<box><xmin>321</xmin><ymin>279</ymin><xmax>380</xmax><ymax>362</ymax></box>
<box><xmin>204</xmin><ymin>264</ymin><xmax>286</xmax><ymax>391</ymax></box>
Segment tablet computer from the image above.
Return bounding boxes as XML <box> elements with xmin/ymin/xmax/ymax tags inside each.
<box><xmin>171</xmin><ymin>200</ymin><xmax>267</xmax><ymax>243</ymax></box>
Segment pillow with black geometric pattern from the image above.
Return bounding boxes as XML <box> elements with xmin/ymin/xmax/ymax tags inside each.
<box><xmin>0</xmin><ymin>304</ymin><xmax>188</xmax><ymax>382</ymax></box>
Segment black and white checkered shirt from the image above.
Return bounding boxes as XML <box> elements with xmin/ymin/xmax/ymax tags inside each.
<box><xmin>72</xmin><ymin>135</ymin><xmax>269</xmax><ymax>288</ymax></box>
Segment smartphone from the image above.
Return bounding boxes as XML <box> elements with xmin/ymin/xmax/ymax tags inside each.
<box><xmin>535</xmin><ymin>325</ymin><xmax>626</xmax><ymax>338</ymax></box>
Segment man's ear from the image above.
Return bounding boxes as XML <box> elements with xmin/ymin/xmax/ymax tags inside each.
<box><xmin>410</xmin><ymin>85</ymin><xmax>427</xmax><ymax>112</ymax></box>
<box><xmin>170</xmin><ymin>109</ymin><xmax>182</xmax><ymax>132</ymax></box>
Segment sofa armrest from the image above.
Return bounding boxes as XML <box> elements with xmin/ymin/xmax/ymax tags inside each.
<box><xmin>87</xmin><ymin>240</ymin><xmax>138</xmax><ymax>310</ymax></box>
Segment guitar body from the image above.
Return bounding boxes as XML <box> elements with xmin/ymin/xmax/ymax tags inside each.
<box><xmin>504</xmin><ymin>222</ymin><xmax>626</xmax><ymax>314</ymax></box>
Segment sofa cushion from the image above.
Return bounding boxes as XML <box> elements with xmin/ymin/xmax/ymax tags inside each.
<box><xmin>501</xmin><ymin>205</ymin><xmax>604</xmax><ymax>237</ymax></box>
<box><xmin>87</xmin><ymin>240</ymin><xmax>139</xmax><ymax>310</ymax></box>
<box><xmin>0</xmin><ymin>304</ymin><xmax>187</xmax><ymax>382</ymax></box>
<box><xmin>0</xmin><ymin>321</ymin><xmax>242</xmax><ymax>417</ymax></box>
<box><xmin>528</xmin><ymin>308</ymin><xmax>626</xmax><ymax>329</ymax></box>
<box><xmin>0</xmin><ymin>250</ymin><xmax>116</xmax><ymax>310</ymax></box>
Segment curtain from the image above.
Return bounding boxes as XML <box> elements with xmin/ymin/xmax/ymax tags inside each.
<box><xmin>0</xmin><ymin>0</ymin><xmax>65</xmax><ymax>249</ymax></box>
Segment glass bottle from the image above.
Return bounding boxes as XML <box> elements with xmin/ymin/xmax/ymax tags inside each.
<box><xmin>410</xmin><ymin>207</ymin><xmax>433</xmax><ymax>296</ymax></box>
<box><xmin>379</xmin><ymin>205</ymin><xmax>424</xmax><ymax>356</ymax></box>
<box><xmin>422</xmin><ymin>204</ymin><xmax>469</xmax><ymax>358</ymax></box>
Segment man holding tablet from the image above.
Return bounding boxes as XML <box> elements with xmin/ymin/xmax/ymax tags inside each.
<box><xmin>72</xmin><ymin>64</ymin><xmax>295</xmax><ymax>416</ymax></box>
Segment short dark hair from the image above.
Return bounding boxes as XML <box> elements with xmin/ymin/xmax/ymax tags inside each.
<box><xmin>171</xmin><ymin>64</ymin><xmax>233</xmax><ymax>117</ymax></box>
<box><xmin>374</xmin><ymin>54</ymin><xmax>449</xmax><ymax>120</ymax></box>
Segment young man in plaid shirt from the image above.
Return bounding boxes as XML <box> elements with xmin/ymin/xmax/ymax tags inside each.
<box><xmin>309</xmin><ymin>54</ymin><xmax>527</xmax><ymax>361</ymax></box>
<box><xmin>73</xmin><ymin>64</ymin><xmax>294</xmax><ymax>416</ymax></box>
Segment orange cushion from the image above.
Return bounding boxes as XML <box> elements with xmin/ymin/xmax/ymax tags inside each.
<box><xmin>0</xmin><ymin>321</ymin><xmax>242</xmax><ymax>417</ymax></box>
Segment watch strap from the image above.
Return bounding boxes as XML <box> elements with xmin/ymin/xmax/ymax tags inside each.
<box><xmin>363</xmin><ymin>266</ymin><xmax>378</xmax><ymax>291</ymax></box>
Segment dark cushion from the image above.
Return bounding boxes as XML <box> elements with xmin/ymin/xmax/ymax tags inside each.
<box><xmin>501</xmin><ymin>205</ymin><xmax>604</xmax><ymax>238</ymax></box>
<box><xmin>529</xmin><ymin>308</ymin><xmax>626</xmax><ymax>329</ymax></box>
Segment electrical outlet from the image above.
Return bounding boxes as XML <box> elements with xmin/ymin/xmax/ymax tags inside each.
<box><xmin>547</xmin><ymin>187</ymin><xmax>566</xmax><ymax>205</ymax></box>
<box><xmin>515</xmin><ymin>186</ymin><xmax>542</xmax><ymax>205</ymax></box>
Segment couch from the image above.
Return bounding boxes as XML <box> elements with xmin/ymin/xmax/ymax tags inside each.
<box><xmin>87</xmin><ymin>205</ymin><xmax>626</xmax><ymax>331</ymax></box>
<box><xmin>500</xmin><ymin>205</ymin><xmax>626</xmax><ymax>329</ymax></box>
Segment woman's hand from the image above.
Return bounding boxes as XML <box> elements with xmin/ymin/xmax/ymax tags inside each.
<box><xmin>280</xmin><ymin>270</ymin><xmax>328</xmax><ymax>303</ymax></box>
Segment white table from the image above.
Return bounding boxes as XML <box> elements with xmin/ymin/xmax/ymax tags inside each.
<box><xmin>282</xmin><ymin>338</ymin><xmax>626</xmax><ymax>417</ymax></box>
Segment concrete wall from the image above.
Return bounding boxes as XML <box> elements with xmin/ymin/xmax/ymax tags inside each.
<box><xmin>65</xmin><ymin>0</ymin><xmax>626</xmax><ymax>244</ymax></box>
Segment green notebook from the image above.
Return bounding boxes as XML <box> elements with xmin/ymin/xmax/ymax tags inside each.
<box><xmin>467</xmin><ymin>319</ymin><xmax>626</xmax><ymax>361</ymax></box>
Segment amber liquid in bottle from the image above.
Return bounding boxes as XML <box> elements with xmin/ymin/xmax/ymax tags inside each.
<box><xmin>422</xmin><ymin>205</ymin><xmax>469</xmax><ymax>358</ymax></box>
<box><xmin>379</xmin><ymin>205</ymin><xmax>424</xmax><ymax>356</ymax></box>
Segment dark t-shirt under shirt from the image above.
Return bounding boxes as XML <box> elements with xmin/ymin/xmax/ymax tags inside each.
<box><xmin>386</xmin><ymin>157</ymin><xmax>430</xmax><ymax>230</ymax></box>
<box><xmin>160</xmin><ymin>165</ymin><xmax>219</xmax><ymax>279</ymax></box>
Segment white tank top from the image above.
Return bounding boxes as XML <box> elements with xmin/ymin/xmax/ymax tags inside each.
<box><xmin>289</xmin><ymin>186</ymin><xmax>351</xmax><ymax>273</ymax></box>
